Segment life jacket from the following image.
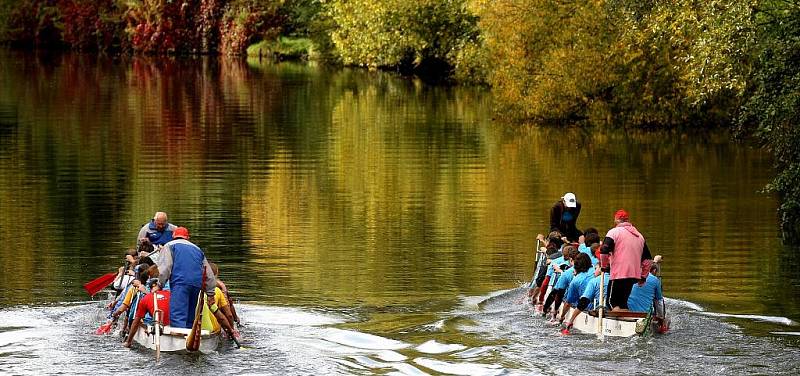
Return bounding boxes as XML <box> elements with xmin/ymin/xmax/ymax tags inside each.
<box><xmin>144</xmin><ymin>220</ymin><xmax>174</xmax><ymax>245</ymax></box>
<box><xmin>169</xmin><ymin>239</ymin><xmax>206</xmax><ymax>288</ymax></box>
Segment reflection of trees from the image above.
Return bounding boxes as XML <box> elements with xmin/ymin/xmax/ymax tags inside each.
<box><xmin>242</xmin><ymin>64</ymin><xmax>496</xmax><ymax>306</ymax></box>
<box><xmin>0</xmin><ymin>51</ymin><xmax>792</xmax><ymax>318</ymax></box>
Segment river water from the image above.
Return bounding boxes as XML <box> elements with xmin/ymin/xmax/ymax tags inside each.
<box><xmin>0</xmin><ymin>50</ymin><xmax>799</xmax><ymax>375</ymax></box>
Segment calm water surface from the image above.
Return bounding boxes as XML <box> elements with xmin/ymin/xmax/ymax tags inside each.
<box><xmin>1</xmin><ymin>50</ymin><xmax>799</xmax><ymax>375</ymax></box>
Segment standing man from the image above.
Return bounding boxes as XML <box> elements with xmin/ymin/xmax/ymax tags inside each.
<box><xmin>137</xmin><ymin>211</ymin><xmax>177</xmax><ymax>248</ymax></box>
<box><xmin>550</xmin><ymin>192</ymin><xmax>582</xmax><ymax>242</ymax></box>
<box><xmin>157</xmin><ymin>227</ymin><xmax>216</xmax><ymax>329</ymax></box>
<box><xmin>599</xmin><ymin>209</ymin><xmax>652</xmax><ymax>311</ymax></box>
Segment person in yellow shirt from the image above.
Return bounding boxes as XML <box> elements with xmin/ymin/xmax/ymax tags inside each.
<box><xmin>196</xmin><ymin>263</ymin><xmax>241</xmax><ymax>347</ymax></box>
<box><xmin>209</xmin><ymin>262</ymin><xmax>241</xmax><ymax>340</ymax></box>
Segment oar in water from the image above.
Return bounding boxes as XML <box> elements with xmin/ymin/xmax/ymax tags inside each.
<box><xmin>516</xmin><ymin>238</ymin><xmax>544</xmax><ymax>304</ymax></box>
<box><xmin>95</xmin><ymin>319</ymin><xmax>114</xmax><ymax>335</ymax></box>
<box><xmin>83</xmin><ymin>272</ymin><xmax>118</xmax><ymax>297</ymax></box>
<box><xmin>653</xmin><ymin>255</ymin><xmax>669</xmax><ymax>334</ymax></box>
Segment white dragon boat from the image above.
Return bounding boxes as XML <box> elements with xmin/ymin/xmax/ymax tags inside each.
<box><xmin>132</xmin><ymin>323</ymin><xmax>221</xmax><ymax>353</ymax></box>
<box><xmin>569</xmin><ymin>309</ymin><xmax>668</xmax><ymax>337</ymax></box>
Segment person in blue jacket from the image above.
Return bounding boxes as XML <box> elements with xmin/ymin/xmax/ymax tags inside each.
<box><xmin>156</xmin><ymin>227</ymin><xmax>217</xmax><ymax>329</ymax></box>
<box><xmin>137</xmin><ymin>211</ymin><xmax>177</xmax><ymax>248</ymax></box>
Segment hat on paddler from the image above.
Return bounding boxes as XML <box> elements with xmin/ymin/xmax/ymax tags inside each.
<box><xmin>173</xmin><ymin>226</ymin><xmax>190</xmax><ymax>239</ymax></box>
<box><xmin>563</xmin><ymin>192</ymin><xmax>577</xmax><ymax>208</ymax></box>
<box><xmin>614</xmin><ymin>209</ymin><xmax>629</xmax><ymax>222</ymax></box>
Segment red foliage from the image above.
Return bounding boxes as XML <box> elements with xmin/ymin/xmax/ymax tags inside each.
<box><xmin>3</xmin><ymin>0</ymin><xmax>280</xmax><ymax>55</ymax></box>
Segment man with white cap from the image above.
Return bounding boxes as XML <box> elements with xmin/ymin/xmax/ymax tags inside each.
<box><xmin>550</xmin><ymin>192</ymin><xmax>582</xmax><ymax>242</ymax></box>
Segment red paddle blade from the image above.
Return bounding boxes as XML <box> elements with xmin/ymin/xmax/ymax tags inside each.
<box><xmin>95</xmin><ymin>322</ymin><xmax>113</xmax><ymax>335</ymax></box>
<box><xmin>83</xmin><ymin>272</ymin><xmax>117</xmax><ymax>296</ymax></box>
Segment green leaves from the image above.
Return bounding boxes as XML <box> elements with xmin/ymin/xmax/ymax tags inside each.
<box><xmin>738</xmin><ymin>2</ymin><xmax>800</xmax><ymax>240</ymax></box>
<box><xmin>322</xmin><ymin>0</ymin><xmax>479</xmax><ymax>78</ymax></box>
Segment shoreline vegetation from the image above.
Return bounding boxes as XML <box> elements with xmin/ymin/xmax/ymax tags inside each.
<box><xmin>1</xmin><ymin>0</ymin><xmax>798</xmax><ymax>242</ymax></box>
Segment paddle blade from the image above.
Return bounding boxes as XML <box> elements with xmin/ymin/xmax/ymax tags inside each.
<box><xmin>83</xmin><ymin>272</ymin><xmax>117</xmax><ymax>296</ymax></box>
<box><xmin>657</xmin><ymin>318</ymin><xmax>670</xmax><ymax>334</ymax></box>
<box><xmin>95</xmin><ymin>322</ymin><xmax>113</xmax><ymax>335</ymax></box>
<box><xmin>185</xmin><ymin>292</ymin><xmax>204</xmax><ymax>352</ymax></box>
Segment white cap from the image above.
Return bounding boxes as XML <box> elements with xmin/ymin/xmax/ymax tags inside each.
<box><xmin>563</xmin><ymin>192</ymin><xmax>577</xmax><ymax>208</ymax></box>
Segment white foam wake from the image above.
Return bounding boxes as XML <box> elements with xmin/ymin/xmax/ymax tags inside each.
<box><xmin>416</xmin><ymin>340</ymin><xmax>467</xmax><ymax>354</ymax></box>
<box><xmin>697</xmin><ymin>312</ymin><xmax>796</xmax><ymax>326</ymax></box>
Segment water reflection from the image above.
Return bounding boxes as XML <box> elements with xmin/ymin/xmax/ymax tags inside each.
<box><xmin>0</xmin><ymin>49</ymin><xmax>799</xmax><ymax>374</ymax></box>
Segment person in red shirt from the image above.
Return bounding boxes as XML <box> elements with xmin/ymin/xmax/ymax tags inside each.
<box><xmin>124</xmin><ymin>277</ymin><xmax>171</xmax><ymax>348</ymax></box>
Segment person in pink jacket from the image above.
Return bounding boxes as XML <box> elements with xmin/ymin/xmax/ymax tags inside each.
<box><xmin>599</xmin><ymin>209</ymin><xmax>652</xmax><ymax>311</ymax></box>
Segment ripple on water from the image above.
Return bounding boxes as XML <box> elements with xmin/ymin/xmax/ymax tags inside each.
<box><xmin>413</xmin><ymin>358</ymin><xmax>506</xmax><ymax>376</ymax></box>
<box><xmin>416</xmin><ymin>339</ymin><xmax>467</xmax><ymax>354</ymax></box>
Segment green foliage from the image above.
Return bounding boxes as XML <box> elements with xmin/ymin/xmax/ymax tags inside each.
<box><xmin>475</xmin><ymin>0</ymin><xmax>623</xmax><ymax>122</ymax></box>
<box><xmin>278</xmin><ymin>0</ymin><xmax>322</xmax><ymax>36</ymax></box>
<box><xmin>246</xmin><ymin>36</ymin><xmax>314</xmax><ymax>59</ymax></box>
<box><xmin>476</xmin><ymin>0</ymin><xmax>758</xmax><ymax>125</ymax></box>
<box><xmin>0</xmin><ymin>0</ymin><xmax>13</xmax><ymax>41</ymax></box>
<box><xmin>323</xmin><ymin>0</ymin><xmax>480</xmax><ymax>78</ymax></box>
<box><xmin>738</xmin><ymin>1</ymin><xmax>800</xmax><ymax>241</ymax></box>
<box><xmin>612</xmin><ymin>0</ymin><xmax>757</xmax><ymax>125</ymax></box>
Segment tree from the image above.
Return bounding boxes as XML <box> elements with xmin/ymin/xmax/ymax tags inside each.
<box><xmin>739</xmin><ymin>1</ymin><xmax>800</xmax><ymax>241</ymax></box>
<box><xmin>322</xmin><ymin>0</ymin><xmax>480</xmax><ymax>79</ymax></box>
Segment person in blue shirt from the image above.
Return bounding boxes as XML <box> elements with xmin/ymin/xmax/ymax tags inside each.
<box><xmin>541</xmin><ymin>244</ymin><xmax>573</xmax><ymax>317</ymax></box>
<box><xmin>561</xmin><ymin>263</ymin><xmax>610</xmax><ymax>334</ymax></box>
<box><xmin>529</xmin><ymin>231</ymin><xmax>564</xmax><ymax>308</ymax></box>
<box><xmin>627</xmin><ymin>267</ymin><xmax>664</xmax><ymax>313</ymax></box>
<box><xmin>545</xmin><ymin>246</ymin><xmax>580</xmax><ymax>322</ymax></box>
<box><xmin>137</xmin><ymin>211</ymin><xmax>177</xmax><ymax>248</ymax></box>
<box><xmin>578</xmin><ymin>231</ymin><xmax>600</xmax><ymax>266</ymax></box>
<box><xmin>556</xmin><ymin>253</ymin><xmax>595</xmax><ymax>325</ymax></box>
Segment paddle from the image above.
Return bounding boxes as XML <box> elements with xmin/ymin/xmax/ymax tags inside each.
<box><xmin>515</xmin><ymin>238</ymin><xmax>546</xmax><ymax>305</ymax></box>
<box><xmin>185</xmin><ymin>268</ymin><xmax>206</xmax><ymax>352</ymax></box>
<box><xmin>597</xmin><ymin>270</ymin><xmax>605</xmax><ymax>341</ymax></box>
<box><xmin>653</xmin><ymin>255</ymin><xmax>669</xmax><ymax>334</ymax></box>
<box><xmin>528</xmin><ymin>238</ymin><xmax>542</xmax><ymax>288</ymax></box>
<box><xmin>154</xmin><ymin>291</ymin><xmax>161</xmax><ymax>361</ymax></box>
<box><xmin>84</xmin><ymin>272</ymin><xmax>118</xmax><ymax>297</ymax></box>
<box><xmin>95</xmin><ymin>320</ymin><xmax>114</xmax><ymax>335</ymax></box>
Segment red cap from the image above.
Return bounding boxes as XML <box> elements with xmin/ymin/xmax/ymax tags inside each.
<box><xmin>614</xmin><ymin>209</ymin><xmax>629</xmax><ymax>222</ymax></box>
<box><xmin>173</xmin><ymin>226</ymin><xmax>190</xmax><ymax>239</ymax></box>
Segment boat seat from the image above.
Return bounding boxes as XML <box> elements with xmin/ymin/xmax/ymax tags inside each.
<box><xmin>144</xmin><ymin>324</ymin><xmax>213</xmax><ymax>336</ymax></box>
<box><xmin>587</xmin><ymin>310</ymin><xmax>648</xmax><ymax>319</ymax></box>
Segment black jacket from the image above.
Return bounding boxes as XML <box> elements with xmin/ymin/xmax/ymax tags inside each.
<box><xmin>549</xmin><ymin>200</ymin><xmax>582</xmax><ymax>241</ymax></box>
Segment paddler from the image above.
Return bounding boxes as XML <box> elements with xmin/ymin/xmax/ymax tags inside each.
<box><xmin>599</xmin><ymin>209</ymin><xmax>652</xmax><ymax>312</ymax></box>
<box><xmin>137</xmin><ymin>211</ymin><xmax>177</xmax><ymax>248</ymax></box>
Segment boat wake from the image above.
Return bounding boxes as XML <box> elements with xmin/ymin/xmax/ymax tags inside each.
<box><xmin>696</xmin><ymin>312</ymin><xmax>797</xmax><ymax>326</ymax></box>
<box><xmin>426</xmin><ymin>286</ymin><xmax>800</xmax><ymax>375</ymax></box>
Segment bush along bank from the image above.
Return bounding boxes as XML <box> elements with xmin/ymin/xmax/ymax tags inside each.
<box><xmin>0</xmin><ymin>0</ymin><xmax>283</xmax><ymax>55</ymax></box>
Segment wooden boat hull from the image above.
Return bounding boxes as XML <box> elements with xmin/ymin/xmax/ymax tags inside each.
<box><xmin>132</xmin><ymin>323</ymin><xmax>220</xmax><ymax>353</ymax></box>
<box><xmin>570</xmin><ymin>309</ymin><xmax>654</xmax><ymax>337</ymax></box>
